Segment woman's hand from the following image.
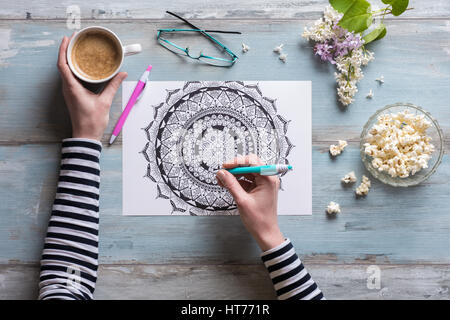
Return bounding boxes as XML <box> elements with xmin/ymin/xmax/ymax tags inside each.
<box><xmin>216</xmin><ymin>154</ymin><xmax>285</xmax><ymax>251</ymax></box>
<box><xmin>57</xmin><ymin>36</ymin><xmax>127</xmax><ymax>141</ymax></box>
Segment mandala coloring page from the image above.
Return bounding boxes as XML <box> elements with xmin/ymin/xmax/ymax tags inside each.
<box><xmin>123</xmin><ymin>81</ymin><xmax>312</xmax><ymax>216</ymax></box>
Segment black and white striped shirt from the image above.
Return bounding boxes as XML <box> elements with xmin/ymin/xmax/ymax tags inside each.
<box><xmin>261</xmin><ymin>240</ymin><xmax>324</xmax><ymax>300</ymax></box>
<box><xmin>39</xmin><ymin>138</ymin><xmax>323</xmax><ymax>300</ymax></box>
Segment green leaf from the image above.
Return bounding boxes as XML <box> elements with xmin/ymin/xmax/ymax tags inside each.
<box><xmin>391</xmin><ymin>0</ymin><xmax>409</xmax><ymax>16</ymax></box>
<box><xmin>375</xmin><ymin>26</ymin><xmax>387</xmax><ymax>40</ymax></box>
<box><xmin>381</xmin><ymin>0</ymin><xmax>409</xmax><ymax>16</ymax></box>
<box><xmin>330</xmin><ymin>0</ymin><xmax>357</xmax><ymax>13</ymax></box>
<box><xmin>362</xmin><ymin>23</ymin><xmax>386</xmax><ymax>44</ymax></box>
<box><xmin>339</xmin><ymin>13</ymin><xmax>372</xmax><ymax>33</ymax></box>
<box><xmin>330</xmin><ymin>0</ymin><xmax>373</xmax><ymax>33</ymax></box>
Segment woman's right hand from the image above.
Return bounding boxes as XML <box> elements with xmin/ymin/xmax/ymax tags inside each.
<box><xmin>216</xmin><ymin>154</ymin><xmax>285</xmax><ymax>251</ymax></box>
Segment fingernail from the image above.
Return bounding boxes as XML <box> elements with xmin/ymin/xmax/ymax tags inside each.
<box><xmin>217</xmin><ymin>170</ymin><xmax>226</xmax><ymax>185</ymax></box>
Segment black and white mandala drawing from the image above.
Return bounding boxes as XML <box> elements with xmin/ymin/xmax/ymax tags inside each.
<box><xmin>141</xmin><ymin>81</ymin><xmax>294</xmax><ymax>215</ymax></box>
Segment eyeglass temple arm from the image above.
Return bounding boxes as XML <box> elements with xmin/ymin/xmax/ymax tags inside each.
<box><xmin>165</xmin><ymin>11</ymin><xmax>241</xmax><ymax>35</ymax></box>
<box><xmin>203</xmin><ymin>30</ymin><xmax>241</xmax><ymax>34</ymax></box>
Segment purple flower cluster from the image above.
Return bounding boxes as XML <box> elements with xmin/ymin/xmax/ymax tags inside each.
<box><xmin>314</xmin><ymin>43</ymin><xmax>334</xmax><ymax>63</ymax></box>
<box><xmin>314</xmin><ymin>24</ymin><xmax>363</xmax><ymax>64</ymax></box>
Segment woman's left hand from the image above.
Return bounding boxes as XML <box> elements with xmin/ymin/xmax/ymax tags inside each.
<box><xmin>57</xmin><ymin>35</ymin><xmax>127</xmax><ymax>141</ymax></box>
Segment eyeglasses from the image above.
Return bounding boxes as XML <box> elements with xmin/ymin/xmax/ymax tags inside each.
<box><xmin>157</xmin><ymin>11</ymin><xmax>241</xmax><ymax>67</ymax></box>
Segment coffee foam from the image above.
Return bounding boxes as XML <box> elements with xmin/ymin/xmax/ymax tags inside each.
<box><xmin>72</xmin><ymin>30</ymin><xmax>122</xmax><ymax>80</ymax></box>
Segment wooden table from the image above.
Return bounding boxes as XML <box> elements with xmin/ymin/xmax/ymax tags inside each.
<box><xmin>1</xmin><ymin>1</ymin><xmax>449</xmax><ymax>299</ymax></box>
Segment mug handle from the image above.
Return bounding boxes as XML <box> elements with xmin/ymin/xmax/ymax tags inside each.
<box><xmin>123</xmin><ymin>44</ymin><xmax>142</xmax><ymax>56</ymax></box>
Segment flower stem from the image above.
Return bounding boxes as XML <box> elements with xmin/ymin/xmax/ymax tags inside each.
<box><xmin>372</xmin><ymin>7</ymin><xmax>414</xmax><ymax>18</ymax></box>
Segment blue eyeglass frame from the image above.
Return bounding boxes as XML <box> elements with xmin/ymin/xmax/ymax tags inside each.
<box><xmin>156</xmin><ymin>11</ymin><xmax>240</xmax><ymax>67</ymax></box>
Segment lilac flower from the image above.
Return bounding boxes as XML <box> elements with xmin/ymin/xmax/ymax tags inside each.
<box><xmin>313</xmin><ymin>24</ymin><xmax>364</xmax><ymax>65</ymax></box>
<box><xmin>333</xmin><ymin>28</ymin><xmax>363</xmax><ymax>58</ymax></box>
<box><xmin>332</xmin><ymin>24</ymin><xmax>346</xmax><ymax>38</ymax></box>
<box><xmin>333</xmin><ymin>40</ymin><xmax>349</xmax><ymax>57</ymax></box>
<box><xmin>342</xmin><ymin>32</ymin><xmax>363</xmax><ymax>52</ymax></box>
<box><xmin>314</xmin><ymin>42</ymin><xmax>334</xmax><ymax>63</ymax></box>
<box><xmin>302</xmin><ymin>5</ymin><xmax>374</xmax><ymax>106</ymax></box>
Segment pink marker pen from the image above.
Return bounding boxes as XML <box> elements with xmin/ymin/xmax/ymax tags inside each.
<box><xmin>109</xmin><ymin>65</ymin><xmax>152</xmax><ymax>144</ymax></box>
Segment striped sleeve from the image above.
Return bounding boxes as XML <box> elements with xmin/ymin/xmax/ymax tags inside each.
<box><xmin>38</xmin><ymin>138</ymin><xmax>102</xmax><ymax>300</ymax></box>
<box><xmin>261</xmin><ymin>239</ymin><xmax>324</xmax><ymax>300</ymax></box>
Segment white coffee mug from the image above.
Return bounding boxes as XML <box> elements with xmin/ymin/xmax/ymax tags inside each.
<box><xmin>67</xmin><ymin>26</ymin><xmax>142</xmax><ymax>83</ymax></box>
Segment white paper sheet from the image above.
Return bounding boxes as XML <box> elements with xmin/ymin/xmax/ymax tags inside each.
<box><xmin>122</xmin><ymin>81</ymin><xmax>311</xmax><ymax>215</ymax></box>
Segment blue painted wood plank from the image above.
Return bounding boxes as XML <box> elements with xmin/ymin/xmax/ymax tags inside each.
<box><xmin>0</xmin><ymin>20</ymin><xmax>449</xmax><ymax>144</ymax></box>
<box><xmin>1</xmin><ymin>0</ymin><xmax>449</xmax><ymax>19</ymax></box>
<box><xmin>1</xmin><ymin>144</ymin><xmax>449</xmax><ymax>265</ymax></box>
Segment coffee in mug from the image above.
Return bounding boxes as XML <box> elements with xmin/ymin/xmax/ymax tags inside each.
<box><xmin>67</xmin><ymin>26</ymin><xmax>142</xmax><ymax>83</ymax></box>
<box><xmin>71</xmin><ymin>30</ymin><xmax>122</xmax><ymax>80</ymax></box>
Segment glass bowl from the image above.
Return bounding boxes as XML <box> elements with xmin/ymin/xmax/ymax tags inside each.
<box><xmin>360</xmin><ymin>103</ymin><xmax>444</xmax><ymax>187</ymax></box>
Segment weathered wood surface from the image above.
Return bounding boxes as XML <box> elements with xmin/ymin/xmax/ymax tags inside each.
<box><xmin>1</xmin><ymin>144</ymin><xmax>449</xmax><ymax>265</ymax></box>
<box><xmin>2</xmin><ymin>264</ymin><xmax>450</xmax><ymax>300</ymax></box>
<box><xmin>0</xmin><ymin>20</ymin><xmax>449</xmax><ymax>145</ymax></box>
<box><xmin>1</xmin><ymin>0</ymin><xmax>450</xmax><ymax>299</ymax></box>
<box><xmin>1</xmin><ymin>0</ymin><xmax>450</xmax><ymax>19</ymax></box>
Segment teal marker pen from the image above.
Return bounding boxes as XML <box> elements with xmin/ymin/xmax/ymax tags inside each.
<box><xmin>226</xmin><ymin>164</ymin><xmax>293</xmax><ymax>176</ymax></box>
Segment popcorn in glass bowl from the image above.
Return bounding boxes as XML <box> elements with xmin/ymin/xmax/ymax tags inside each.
<box><xmin>360</xmin><ymin>103</ymin><xmax>444</xmax><ymax>187</ymax></box>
